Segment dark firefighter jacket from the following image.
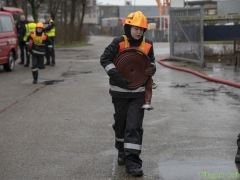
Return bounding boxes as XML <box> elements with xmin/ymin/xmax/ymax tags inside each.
<box><xmin>26</xmin><ymin>32</ymin><xmax>52</xmax><ymax>55</ymax></box>
<box><xmin>100</xmin><ymin>35</ymin><xmax>155</xmax><ymax>98</ymax></box>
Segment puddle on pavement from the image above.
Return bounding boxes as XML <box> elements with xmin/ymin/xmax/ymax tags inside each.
<box><xmin>169</xmin><ymin>84</ymin><xmax>189</xmax><ymax>88</ymax></box>
<box><xmin>22</xmin><ymin>79</ymin><xmax>74</xmax><ymax>85</ymax></box>
<box><xmin>61</xmin><ymin>71</ymin><xmax>92</xmax><ymax>77</ymax></box>
<box><xmin>184</xmin><ymin>84</ymin><xmax>239</xmax><ymax>100</ymax></box>
<box><xmin>43</xmin><ymin>80</ymin><xmax>64</xmax><ymax>85</ymax></box>
<box><xmin>225</xmin><ymin>92</ymin><xmax>240</xmax><ymax>101</ymax></box>
<box><xmin>157</xmin><ymin>161</ymin><xmax>240</xmax><ymax>180</ymax></box>
<box><xmin>203</xmin><ymin>88</ymin><xmax>219</xmax><ymax>93</ymax></box>
<box><xmin>213</xmin><ymin>64</ymin><xmax>224</xmax><ymax>72</ymax></box>
<box><xmin>198</xmin><ymin>88</ymin><xmax>239</xmax><ymax>101</ymax></box>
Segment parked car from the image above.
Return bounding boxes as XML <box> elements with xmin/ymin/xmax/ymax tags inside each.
<box><xmin>0</xmin><ymin>11</ymin><xmax>18</xmax><ymax>71</ymax></box>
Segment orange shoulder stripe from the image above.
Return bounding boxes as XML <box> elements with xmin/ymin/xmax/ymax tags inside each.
<box><xmin>119</xmin><ymin>41</ymin><xmax>152</xmax><ymax>55</ymax></box>
<box><xmin>30</xmin><ymin>33</ymin><xmax>35</xmax><ymax>38</ymax></box>
<box><xmin>119</xmin><ymin>41</ymin><xmax>127</xmax><ymax>52</ymax></box>
<box><xmin>42</xmin><ymin>34</ymin><xmax>47</xmax><ymax>40</ymax></box>
<box><xmin>144</xmin><ymin>42</ymin><xmax>152</xmax><ymax>55</ymax></box>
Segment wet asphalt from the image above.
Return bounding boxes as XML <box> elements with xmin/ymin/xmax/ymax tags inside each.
<box><xmin>0</xmin><ymin>35</ymin><xmax>240</xmax><ymax>180</ymax></box>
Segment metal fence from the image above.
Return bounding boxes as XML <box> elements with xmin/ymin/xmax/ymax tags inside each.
<box><xmin>234</xmin><ymin>38</ymin><xmax>240</xmax><ymax>71</ymax></box>
<box><xmin>170</xmin><ymin>7</ymin><xmax>204</xmax><ymax>66</ymax></box>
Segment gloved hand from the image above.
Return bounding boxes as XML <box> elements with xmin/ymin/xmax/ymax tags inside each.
<box><xmin>146</xmin><ymin>64</ymin><xmax>156</xmax><ymax>76</ymax></box>
<box><xmin>110</xmin><ymin>72</ymin><xmax>130</xmax><ymax>88</ymax></box>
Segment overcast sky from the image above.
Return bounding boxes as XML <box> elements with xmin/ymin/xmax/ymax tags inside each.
<box><xmin>97</xmin><ymin>0</ymin><xmax>159</xmax><ymax>6</ymax></box>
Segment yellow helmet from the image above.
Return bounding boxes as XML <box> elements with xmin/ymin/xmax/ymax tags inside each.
<box><xmin>124</xmin><ymin>11</ymin><xmax>148</xmax><ymax>29</ymax></box>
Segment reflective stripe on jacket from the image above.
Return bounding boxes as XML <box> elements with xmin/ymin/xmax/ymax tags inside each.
<box><xmin>110</xmin><ymin>35</ymin><xmax>153</xmax><ymax>92</ymax></box>
<box><xmin>28</xmin><ymin>33</ymin><xmax>48</xmax><ymax>55</ymax></box>
<box><xmin>100</xmin><ymin>35</ymin><xmax>155</xmax><ymax>97</ymax></box>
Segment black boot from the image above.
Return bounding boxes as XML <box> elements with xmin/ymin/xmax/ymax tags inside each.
<box><xmin>126</xmin><ymin>166</ymin><xmax>143</xmax><ymax>176</ymax></box>
<box><xmin>235</xmin><ymin>134</ymin><xmax>240</xmax><ymax>163</ymax></box>
<box><xmin>118</xmin><ymin>151</ymin><xmax>125</xmax><ymax>165</ymax></box>
<box><xmin>32</xmin><ymin>71</ymin><xmax>38</xmax><ymax>84</ymax></box>
<box><xmin>45</xmin><ymin>57</ymin><xmax>50</xmax><ymax>65</ymax></box>
<box><xmin>25</xmin><ymin>60</ymin><xmax>30</xmax><ymax>67</ymax></box>
<box><xmin>51</xmin><ymin>57</ymin><xmax>55</xmax><ymax>66</ymax></box>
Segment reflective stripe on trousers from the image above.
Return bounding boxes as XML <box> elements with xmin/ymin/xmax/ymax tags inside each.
<box><xmin>110</xmin><ymin>85</ymin><xmax>145</xmax><ymax>93</ymax></box>
<box><xmin>45</xmin><ymin>36</ymin><xmax>55</xmax><ymax>64</ymax></box>
<box><xmin>112</xmin><ymin>95</ymin><xmax>145</xmax><ymax>167</ymax></box>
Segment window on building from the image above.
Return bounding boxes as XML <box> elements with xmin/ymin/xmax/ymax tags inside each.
<box><xmin>89</xmin><ymin>10</ymin><xmax>92</xmax><ymax>18</ymax></box>
<box><xmin>101</xmin><ymin>9</ymin><xmax>104</xmax><ymax>17</ymax></box>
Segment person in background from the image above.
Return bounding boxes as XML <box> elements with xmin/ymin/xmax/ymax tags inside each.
<box><xmin>16</xmin><ymin>14</ymin><xmax>27</xmax><ymax>65</ymax></box>
<box><xmin>236</xmin><ymin>134</ymin><xmax>240</xmax><ymax>163</ymax></box>
<box><xmin>23</xmin><ymin>17</ymin><xmax>36</xmax><ymax>67</ymax></box>
<box><xmin>43</xmin><ymin>13</ymin><xmax>56</xmax><ymax>66</ymax></box>
<box><xmin>26</xmin><ymin>22</ymin><xmax>52</xmax><ymax>84</ymax></box>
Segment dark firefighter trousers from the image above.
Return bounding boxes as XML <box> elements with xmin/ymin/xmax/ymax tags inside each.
<box><xmin>112</xmin><ymin>94</ymin><xmax>145</xmax><ymax>168</ymax></box>
<box><xmin>19</xmin><ymin>41</ymin><xmax>26</xmax><ymax>63</ymax></box>
<box><xmin>45</xmin><ymin>36</ymin><xmax>55</xmax><ymax>65</ymax></box>
<box><xmin>31</xmin><ymin>54</ymin><xmax>45</xmax><ymax>80</ymax></box>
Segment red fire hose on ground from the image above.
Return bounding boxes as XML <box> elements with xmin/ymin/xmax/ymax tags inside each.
<box><xmin>158</xmin><ymin>57</ymin><xmax>240</xmax><ymax>88</ymax></box>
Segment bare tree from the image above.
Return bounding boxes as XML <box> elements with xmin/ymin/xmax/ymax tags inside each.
<box><xmin>2</xmin><ymin>0</ymin><xmax>29</xmax><ymax>17</ymax></box>
<box><xmin>20</xmin><ymin>0</ymin><xmax>29</xmax><ymax>18</ymax></box>
<box><xmin>125</xmin><ymin>0</ymin><xmax>132</xmax><ymax>6</ymax></box>
<box><xmin>11</xmin><ymin>0</ymin><xmax>18</xmax><ymax>7</ymax></box>
<box><xmin>70</xmin><ymin>0</ymin><xmax>77</xmax><ymax>26</ymax></box>
<box><xmin>27</xmin><ymin>0</ymin><xmax>45</xmax><ymax>21</ymax></box>
<box><xmin>63</xmin><ymin>0</ymin><xmax>68</xmax><ymax>43</ymax></box>
<box><xmin>2</xmin><ymin>0</ymin><xmax>18</xmax><ymax>6</ymax></box>
<box><xmin>2</xmin><ymin>0</ymin><xmax>89</xmax><ymax>44</ymax></box>
<box><xmin>48</xmin><ymin>0</ymin><xmax>61</xmax><ymax>21</ymax></box>
<box><xmin>4</xmin><ymin>0</ymin><xmax>11</xmax><ymax>6</ymax></box>
<box><xmin>77</xmin><ymin>0</ymin><xmax>87</xmax><ymax>40</ymax></box>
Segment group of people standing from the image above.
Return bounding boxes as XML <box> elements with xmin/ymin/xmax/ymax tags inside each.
<box><xmin>16</xmin><ymin>13</ymin><xmax>55</xmax><ymax>84</ymax></box>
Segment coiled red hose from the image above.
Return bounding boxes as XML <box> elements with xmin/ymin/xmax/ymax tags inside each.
<box><xmin>114</xmin><ymin>47</ymin><xmax>151</xmax><ymax>89</ymax></box>
<box><xmin>158</xmin><ymin>57</ymin><xmax>240</xmax><ymax>88</ymax></box>
<box><xmin>113</xmin><ymin>47</ymin><xmax>153</xmax><ymax>102</ymax></box>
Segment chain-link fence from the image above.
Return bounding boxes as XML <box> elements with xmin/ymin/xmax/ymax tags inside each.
<box><xmin>170</xmin><ymin>7</ymin><xmax>204</xmax><ymax>66</ymax></box>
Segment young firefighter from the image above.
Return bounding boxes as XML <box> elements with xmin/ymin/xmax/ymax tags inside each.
<box><xmin>100</xmin><ymin>11</ymin><xmax>156</xmax><ymax>177</ymax></box>
<box><xmin>23</xmin><ymin>17</ymin><xmax>36</xmax><ymax>67</ymax></box>
<box><xmin>26</xmin><ymin>22</ymin><xmax>52</xmax><ymax>84</ymax></box>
